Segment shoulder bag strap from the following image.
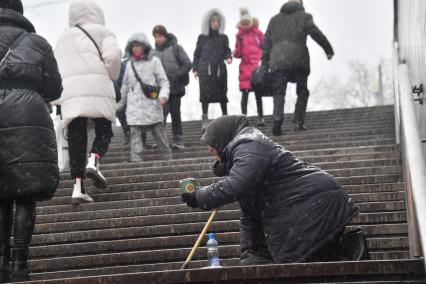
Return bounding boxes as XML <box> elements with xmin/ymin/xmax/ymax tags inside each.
<box><xmin>0</xmin><ymin>32</ymin><xmax>28</xmax><ymax>67</ymax></box>
<box><xmin>76</xmin><ymin>25</ymin><xmax>103</xmax><ymax>62</ymax></box>
<box><xmin>131</xmin><ymin>60</ymin><xmax>145</xmax><ymax>88</ymax></box>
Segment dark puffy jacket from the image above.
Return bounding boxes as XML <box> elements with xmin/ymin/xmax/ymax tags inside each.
<box><xmin>262</xmin><ymin>2</ymin><xmax>334</xmax><ymax>74</ymax></box>
<box><xmin>113</xmin><ymin>58</ymin><xmax>129</xmax><ymax>102</ymax></box>
<box><xmin>152</xmin><ymin>34</ymin><xmax>192</xmax><ymax>96</ymax></box>
<box><xmin>0</xmin><ymin>9</ymin><xmax>63</xmax><ymax>201</ymax></box>
<box><xmin>193</xmin><ymin>31</ymin><xmax>232</xmax><ymax>103</ymax></box>
<box><xmin>196</xmin><ymin>127</ymin><xmax>359</xmax><ymax>263</ymax></box>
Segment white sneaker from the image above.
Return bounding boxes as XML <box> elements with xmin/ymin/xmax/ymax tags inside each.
<box><xmin>86</xmin><ymin>153</ymin><xmax>107</xmax><ymax>189</ymax></box>
<box><xmin>71</xmin><ymin>179</ymin><xmax>94</xmax><ymax>205</ymax></box>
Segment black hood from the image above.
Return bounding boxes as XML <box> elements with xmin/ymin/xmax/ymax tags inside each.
<box><xmin>0</xmin><ymin>8</ymin><xmax>35</xmax><ymax>32</ymax></box>
<box><xmin>201</xmin><ymin>115</ymin><xmax>250</xmax><ymax>158</ymax></box>
<box><xmin>155</xmin><ymin>33</ymin><xmax>177</xmax><ymax>51</ymax></box>
<box><xmin>280</xmin><ymin>2</ymin><xmax>304</xmax><ymax>14</ymax></box>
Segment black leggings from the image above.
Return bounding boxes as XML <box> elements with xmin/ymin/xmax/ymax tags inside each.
<box><xmin>202</xmin><ymin>102</ymin><xmax>227</xmax><ymax>116</ymax></box>
<box><xmin>0</xmin><ymin>198</ymin><xmax>36</xmax><ymax>249</ymax></box>
<box><xmin>68</xmin><ymin>117</ymin><xmax>113</xmax><ymax>178</ymax></box>
<box><xmin>241</xmin><ymin>90</ymin><xmax>263</xmax><ymax>117</ymax></box>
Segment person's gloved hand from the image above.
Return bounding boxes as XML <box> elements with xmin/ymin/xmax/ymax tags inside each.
<box><xmin>213</xmin><ymin>160</ymin><xmax>228</xmax><ymax>177</ymax></box>
<box><xmin>182</xmin><ymin>192</ymin><xmax>199</xmax><ymax>208</ymax></box>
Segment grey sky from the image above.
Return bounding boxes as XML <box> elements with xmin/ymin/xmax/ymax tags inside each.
<box><xmin>23</xmin><ymin>0</ymin><xmax>393</xmax><ymax>119</ymax></box>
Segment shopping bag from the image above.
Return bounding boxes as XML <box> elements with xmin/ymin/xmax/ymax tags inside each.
<box><xmin>53</xmin><ymin>115</ymin><xmax>69</xmax><ymax>172</ymax></box>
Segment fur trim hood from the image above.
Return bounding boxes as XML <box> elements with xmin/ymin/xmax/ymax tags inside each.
<box><xmin>201</xmin><ymin>8</ymin><xmax>226</xmax><ymax>36</ymax></box>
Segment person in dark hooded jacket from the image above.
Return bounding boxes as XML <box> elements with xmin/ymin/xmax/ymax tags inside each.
<box><xmin>182</xmin><ymin>116</ymin><xmax>369</xmax><ymax>265</ymax></box>
<box><xmin>152</xmin><ymin>25</ymin><xmax>192</xmax><ymax>149</ymax></box>
<box><xmin>262</xmin><ymin>0</ymin><xmax>334</xmax><ymax>135</ymax></box>
<box><xmin>0</xmin><ymin>0</ymin><xmax>63</xmax><ymax>281</ymax></box>
<box><xmin>193</xmin><ymin>8</ymin><xmax>233</xmax><ymax>130</ymax></box>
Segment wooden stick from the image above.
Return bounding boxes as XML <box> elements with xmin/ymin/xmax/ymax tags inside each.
<box><xmin>181</xmin><ymin>209</ymin><xmax>218</xmax><ymax>270</ymax></box>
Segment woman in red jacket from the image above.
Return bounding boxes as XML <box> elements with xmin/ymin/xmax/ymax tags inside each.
<box><xmin>234</xmin><ymin>8</ymin><xmax>265</xmax><ymax>126</ymax></box>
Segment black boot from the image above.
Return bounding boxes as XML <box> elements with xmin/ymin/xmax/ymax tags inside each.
<box><xmin>240</xmin><ymin>250</ymin><xmax>273</xmax><ymax>265</ymax></box>
<box><xmin>272</xmin><ymin>120</ymin><xmax>282</xmax><ymax>136</ymax></box>
<box><xmin>0</xmin><ymin>243</ymin><xmax>10</xmax><ymax>284</ymax></box>
<box><xmin>11</xmin><ymin>248</ymin><xmax>30</xmax><ymax>282</ymax></box>
<box><xmin>122</xmin><ymin>129</ymin><xmax>130</xmax><ymax>146</ymax></box>
<box><xmin>344</xmin><ymin>228</ymin><xmax>370</xmax><ymax>260</ymax></box>
<box><xmin>294</xmin><ymin>122</ymin><xmax>307</xmax><ymax>132</ymax></box>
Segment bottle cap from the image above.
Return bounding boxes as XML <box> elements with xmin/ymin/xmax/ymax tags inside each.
<box><xmin>208</xmin><ymin>233</ymin><xmax>215</xmax><ymax>240</ymax></box>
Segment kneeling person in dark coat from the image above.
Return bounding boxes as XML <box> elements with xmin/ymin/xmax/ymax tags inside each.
<box><xmin>182</xmin><ymin>116</ymin><xmax>368</xmax><ymax>264</ymax></box>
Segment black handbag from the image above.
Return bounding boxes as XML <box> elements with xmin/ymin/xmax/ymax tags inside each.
<box><xmin>251</xmin><ymin>65</ymin><xmax>273</xmax><ymax>97</ymax></box>
<box><xmin>131</xmin><ymin>61</ymin><xmax>161</xmax><ymax>100</ymax></box>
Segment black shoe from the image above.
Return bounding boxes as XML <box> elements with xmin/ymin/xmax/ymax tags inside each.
<box><xmin>272</xmin><ymin>121</ymin><xmax>282</xmax><ymax>136</ymax></box>
<box><xmin>0</xmin><ymin>243</ymin><xmax>10</xmax><ymax>283</ymax></box>
<box><xmin>256</xmin><ymin>117</ymin><xmax>265</xmax><ymax>127</ymax></box>
<box><xmin>240</xmin><ymin>250</ymin><xmax>273</xmax><ymax>265</ymax></box>
<box><xmin>345</xmin><ymin>228</ymin><xmax>370</xmax><ymax>260</ymax></box>
<box><xmin>11</xmin><ymin>248</ymin><xmax>30</xmax><ymax>282</ymax></box>
<box><xmin>122</xmin><ymin>131</ymin><xmax>130</xmax><ymax>145</ymax></box>
<box><xmin>171</xmin><ymin>135</ymin><xmax>185</xmax><ymax>150</ymax></box>
<box><xmin>294</xmin><ymin>123</ymin><xmax>307</xmax><ymax>132</ymax></box>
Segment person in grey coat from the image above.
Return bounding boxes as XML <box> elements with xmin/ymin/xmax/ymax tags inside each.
<box><xmin>262</xmin><ymin>0</ymin><xmax>334</xmax><ymax>135</ymax></box>
<box><xmin>118</xmin><ymin>33</ymin><xmax>172</xmax><ymax>162</ymax></box>
<box><xmin>152</xmin><ymin>25</ymin><xmax>192</xmax><ymax>149</ymax></box>
<box><xmin>182</xmin><ymin>116</ymin><xmax>369</xmax><ymax>265</ymax></box>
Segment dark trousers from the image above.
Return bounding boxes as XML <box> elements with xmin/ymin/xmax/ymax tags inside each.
<box><xmin>202</xmin><ymin>102</ymin><xmax>227</xmax><ymax>116</ymax></box>
<box><xmin>241</xmin><ymin>90</ymin><xmax>263</xmax><ymax>117</ymax></box>
<box><xmin>68</xmin><ymin>117</ymin><xmax>113</xmax><ymax>178</ymax></box>
<box><xmin>116</xmin><ymin>107</ymin><xmax>130</xmax><ymax>134</ymax></box>
<box><xmin>272</xmin><ymin>71</ymin><xmax>310</xmax><ymax>125</ymax></box>
<box><xmin>163</xmin><ymin>95</ymin><xmax>183</xmax><ymax>137</ymax></box>
<box><xmin>0</xmin><ymin>198</ymin><xmax>36</xmax><ymax>251</ymax></box>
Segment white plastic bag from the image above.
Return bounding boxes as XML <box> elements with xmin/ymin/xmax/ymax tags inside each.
<box><xmin>53</xmin><ymin>115</ymin><xmax>69</xmax><ymax>172</ymax></box>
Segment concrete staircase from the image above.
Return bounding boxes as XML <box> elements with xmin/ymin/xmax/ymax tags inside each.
<box><xmin>24</xmin><ymin>106</ymin><xmax>425</xmax><ymax>283</ymax></box>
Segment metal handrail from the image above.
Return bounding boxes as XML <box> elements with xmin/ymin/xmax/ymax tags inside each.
<box><xmin>392</xmin><ymin>43</ymin><xmax>400</xmax><ymax>145</ymax></box>
<box><xmin>393</xmin><ymin>43</ymin><xmax>426</xmax><ymax>262</ymax></box>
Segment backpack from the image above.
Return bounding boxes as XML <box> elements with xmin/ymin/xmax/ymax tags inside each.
<box><xmin>173</xmin><ymin>44</ymin><xmax>190</xmax><ymax>86</ymax></box>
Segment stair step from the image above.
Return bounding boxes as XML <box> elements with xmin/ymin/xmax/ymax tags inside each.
<box><xmin>25</xmin><ymin>259</ymin><xmax>423</xmax><ymax>283</ymax></box>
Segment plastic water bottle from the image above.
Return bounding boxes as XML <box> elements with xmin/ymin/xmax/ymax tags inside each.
<box><xmin>207</xmin><ymin>233</ymin><xmax>221</xmax><ymax>267</ymax></box>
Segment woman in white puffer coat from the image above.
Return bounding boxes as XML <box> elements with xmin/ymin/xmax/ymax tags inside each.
<box><xmin>53</xmin><ymin>0</ymin><xmax>121</xmax><ymax>204</ymax></box>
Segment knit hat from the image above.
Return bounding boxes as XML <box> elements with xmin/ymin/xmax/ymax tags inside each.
<box><xmin>0</xmin><ymin>0</ymin><xmax>23</xmax><ymax>13</ymax></box>
<box><xmin>239</xmin><ymin>7</ymin><xmax>253</xmax><ymax>26</ymax></box>
<box><xmin>288</xmin><ymin>0</ymin><xmax>303</xmax><ymax>5</ymax></box>
<box><xmin>152</xmin><ymin>25</ymin><xmax>168</xmax><ymax>37</ymax></box>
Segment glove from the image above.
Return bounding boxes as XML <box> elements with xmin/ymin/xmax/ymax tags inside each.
<box><xmin>213</xmin><ymin>160</ymin><xmax>228</xmax><ymax>177</ymax></box>
<box><xmin>182</xmin><ymin>192</ymin><xmax>199</xmax><ymax>208</ymax></box>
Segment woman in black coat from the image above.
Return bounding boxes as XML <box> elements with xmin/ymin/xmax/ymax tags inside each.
<box><xmin>182</xmin><ymin>116</ymin><xmax>368</xmax><ymax>264</ymax></box>
<box><xmin>193</xmin><ymin>8</ymin><xmax>232</xmax><ymax>129</ymax></box>
<box><xmin>0</xmin><ymin>0</ymin><xmax>63</xmax><ymax>282</ymax></box>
